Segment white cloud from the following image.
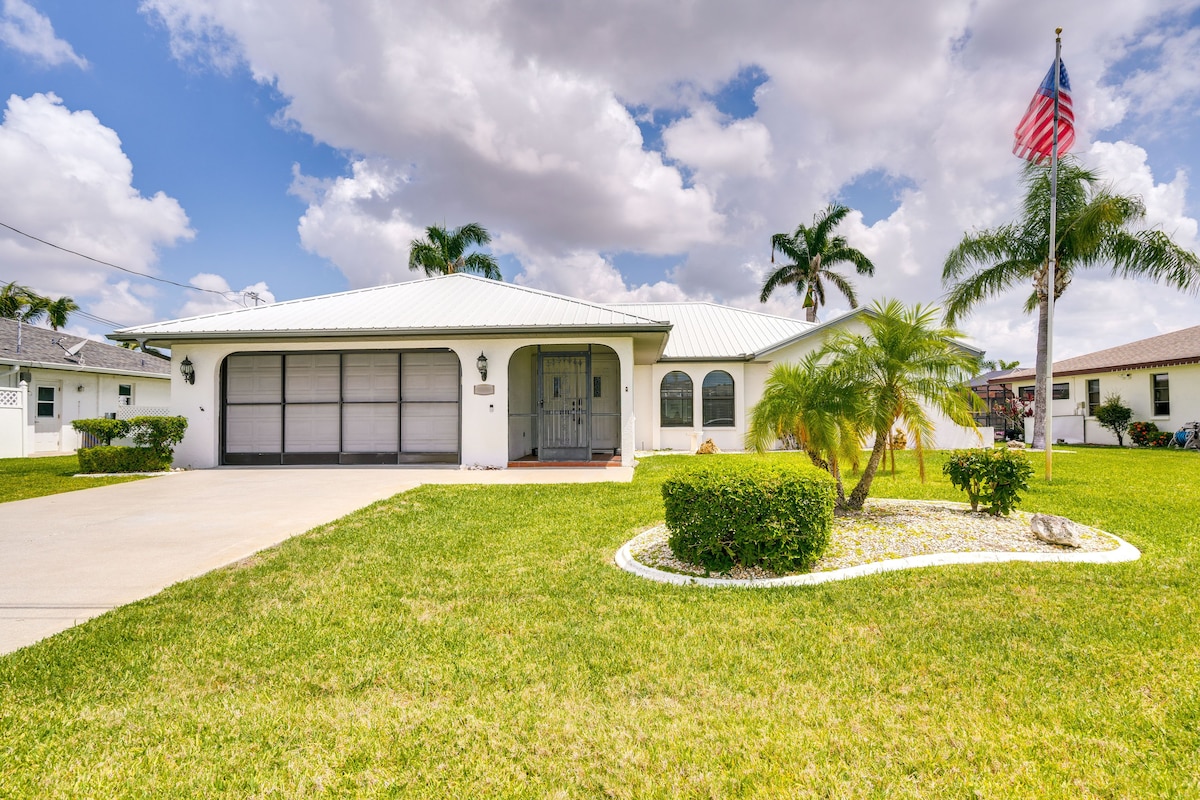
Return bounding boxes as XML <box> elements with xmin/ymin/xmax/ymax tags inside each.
<box><xmin>176</xmin><ymin>273</ymin><xmax>274</xmax><ymax>318</ymax></box>
<box><xmin>140</xmin><ymin>0</ymin><xmax>1200</xmax><ymax>361</ymax></box>
<box><xmin>0</xmin><ymin>0</ymin><xmax>87</xmax><ymax>68</ymax></box>
<box><xmin>663</xmin><ymin>105</ymin><xmax>773</xmax><ymax>181</ymax></box>
<box><xmin>0</xmin><ymin>92</ymin><xmax>194</xmax><ymax>329</ymax></box>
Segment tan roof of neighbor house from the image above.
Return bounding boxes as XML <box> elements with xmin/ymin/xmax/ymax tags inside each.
<box><xmin>612</xmin><ymin>302</ymin><xmax>814</xmax><ymax>359</ymax></box>
<box><xmin>999</xmin><ymin>324</ymin><xmax>1200</xmax><ymax>381</ymax></box>
<box><xmin>111</xmin><ymin>274</ymin><xmax>672</xmax><ymax>341</ymax></box>
<box><xmin>0</xmin><ymin>318</ymin><xmax>170</xmax><ymax>377</ymax></box>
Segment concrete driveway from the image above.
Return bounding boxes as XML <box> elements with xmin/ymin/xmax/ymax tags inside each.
<box><xmin>0</xmin><ymin>465</ymin><xmax>632</xmax><ymax>655</ymax></box>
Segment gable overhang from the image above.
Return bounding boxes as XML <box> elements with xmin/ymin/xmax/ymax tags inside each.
<box><xmin>109</xmin><ymin>324</ymin><xmax>672</xmax><ymax>365</ymax></box>
<box><xmin>996</xmin><ymin>356</ymin><xmax>1200</xmax><ymax>383</ymax></box>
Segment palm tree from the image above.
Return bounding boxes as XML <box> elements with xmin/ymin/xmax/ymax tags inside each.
<box><xmin>408</xmin><ymin>223</ymin><xmax>502</xmax><ymax>280</ymax></box>
<box><xmin>821</xmin><ymin>300</ymin><xmax>982</xmax><ymax>511</ymax></box>
<box><xmin>43</xmin><ymin>295</ymin><xmax>79</xmax><ymax>330</ymax></box>
<box><xmin>0</xmin><ymin>282</ymin><xmax>46</xmax><ymax>322</ymax></box>
<box><xmin>745</xmin><ymin>351</ymin><xmax>864</xmax><ymax>507</ymax></box>
<box><xmin>943</xmin><ymin>158</ymin><xmax>1200</xmax><ymax>449</ymax></box>
<box><xmin>761</xmin><ymin>204</ymin><xmax>876</xmax><ymax>322</ymax></box>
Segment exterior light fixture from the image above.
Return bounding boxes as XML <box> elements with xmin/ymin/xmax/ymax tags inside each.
<box><xmin>180</xmin><ymin>355</ymin><xmax>196</xmax><ymax>385</ymax></box>
<box><xmin>476</xmin><ymin>352</ymin><xmax>488</xmax><ymax>381</ymax></box>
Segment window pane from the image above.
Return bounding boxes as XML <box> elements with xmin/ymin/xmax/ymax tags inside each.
<box><xmin>660</xmin><ymin>371</ymin><xmax>692</xmax><ymax>427</ymax></box>
<box><xmin>1018</xmin><ymin>386</ymin><xmax>1034</xmax><ymax>401</ymax></box>
<box><xmin>702</xmin><ymin>370</ymin><xmax>735</xmax><ymax>427</ymax></box>
<box><xmin>1087</xmin><ymin>379</ymin><xmax>1100</xmax><ymax>415</ymax></box>
<box><xmin>1051</xmin><ymin>382</ymin><xmax>1069</xmax><ymax>400</ymax></box>
<box><xmin>1152</xmin><ymin>373</ymin><xmax>1170</xmax><ymax>416</ymax></box>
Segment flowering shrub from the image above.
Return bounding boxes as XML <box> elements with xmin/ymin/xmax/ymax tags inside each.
<box><xmin>1128</xmin><ymin>421</ymin><xmax>1159</xmax><ymax>447</ymax></box>
<box><xmin>942</xmin><ymin>447</ymin><xmax>1034</xmax><ymax>516</ymax></box>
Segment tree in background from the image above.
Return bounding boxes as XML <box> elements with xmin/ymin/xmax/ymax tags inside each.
<box><xmin>1094</xmin><ymin>394</ymin><xmax>1133</xmax><ymax>446</ymax></box>
<box><xmin>408</xmin><ymin>223</ymin><xmax>502</xmax><ymax>279</ymax></box>
<box><xmin>760</xmin><ymin>204</ymin><xmax>875</xmax><ymax>322</ymax></box>
<box><xmin>979</xmin><ymin>358</ymin><xmax>1021</xmax><ymax>371</ymax></box>
<box><xmin>943</xmin><ymin>158</ymin><xmax>1199</xmax><ymax>449</ymax></box>
<box><xmin>0</xmin><ymin>282</ymin><xmax>78</xmax><ymax>329</ymax></box>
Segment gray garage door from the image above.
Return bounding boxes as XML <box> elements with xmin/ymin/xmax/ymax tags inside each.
<box><xmin>222</xmin><ymin>350</ymin><xmax>460</xmax><ymax>465</ymax></box>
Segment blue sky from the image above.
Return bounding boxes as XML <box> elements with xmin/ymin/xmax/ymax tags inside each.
<box><xmin>3</xmin><ymin>0</ymin><xmax>1200</xmax><ymax>366</ymax></box>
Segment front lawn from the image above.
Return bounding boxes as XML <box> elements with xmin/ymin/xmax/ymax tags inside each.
<box><xmin>1</xmin><ymin>449</ymin><xmax>1198</xmax><ymax>797</ymax></box>
<box><xmin>0</xmin><ymin>454</ymin><xmax>149</xmax><ymax>503</ymax></box>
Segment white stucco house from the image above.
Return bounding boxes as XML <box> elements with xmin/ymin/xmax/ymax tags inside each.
<box><xmin>109</xmin><ymin>274</ymin><xmax>986</xmax><ymax>470</ymax></box>
<box><xmin>1</xmin><ymin>317</ymin><xmax>172</xmax><ymax>458</ymax></box>
<box><xmin>994</xmin><ymin>324</ymin><xmax>1200</xmax><ymax>445</ymax></box>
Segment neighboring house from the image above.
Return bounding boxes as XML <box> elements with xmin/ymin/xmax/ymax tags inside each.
<box><xmin>969</xmin><ymin>368</ymin><xmax>1024</xmax><ymax>441</ymax></box>
<box><xmin>992</xmin><ymin>324</ymin><xmax>1200</xmax><ymax>445</ymax></box>
<box><xmin>0</xmin><ymin>318</ymin><xmax>171</xmax><ymax>458</ymax></box>
<box><xmin>110</xmin><ymin>274</ymin><xmax>987</xmax><ymax>470</ymax></box>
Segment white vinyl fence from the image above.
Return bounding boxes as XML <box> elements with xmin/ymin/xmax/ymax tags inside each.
<box><xmin>0</xmin><ymin>383</ymin><xmax>30</xmax><ymax>458</ymax></box>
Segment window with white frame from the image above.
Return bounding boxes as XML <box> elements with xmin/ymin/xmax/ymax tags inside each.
<box><xmin>118</xmin><ymin>384</ymin><xmax>133</xmax><ymax>406</ymax></box>
<box><xmin>660</xmin><ymin>371</ymin><xmax>693</xmax><ymax>427</ymax></box>
<box><xmin>1087</xmin><ymin>379</ymin><xmax>1100</xmax><ymax>416</ymax></box>
<box><xmin>1152</xmin><ymin>373</ymin><xmax>1170</xmax><ymax>416</ymax></box>
<box><xmin>701</xmin><ymin>370</ymin><xmax>735</xmax><ymax>427</ymax></box>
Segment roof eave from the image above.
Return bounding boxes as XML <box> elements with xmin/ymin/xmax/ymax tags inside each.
<box><xmin>0</xmin><ymin>357</ymin><xmax>171</xmax><ymax>378</ymax></box>
<box><xmin>998</xmin><ymin>356</ymin><xmax>1200</xmax><ymax>382</ymax></box>
<box><xmin>109</xmin><ymin>323</ymin><xmax>673</xmax><ymax>347</ymax></box>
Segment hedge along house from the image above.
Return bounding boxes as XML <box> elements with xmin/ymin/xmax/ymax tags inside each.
<box><xmin>111</xmin><ymin>274</ymin><xmax>988</xmax><ymax>470</ymax></box>
<box><xmin>993</xmin><ymin>324</ymin><xmax>1200</xmax><ymax>445</ymax></box>
<box><xmin>0</xmin><ymin>317</ymin><xmax>171</xmax><ymax>458</ymax></box>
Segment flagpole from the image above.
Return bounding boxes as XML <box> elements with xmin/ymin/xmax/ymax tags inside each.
<box><xmin>1044</xmin><ymin>27</ymin><xmax>1062</xmax><ymax>482</ymax></box>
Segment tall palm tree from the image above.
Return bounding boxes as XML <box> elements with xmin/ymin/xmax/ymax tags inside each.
<box><xmin>821</xmin><ymin>300</ymin><xmax>981</xmax><ymax>511</ymax></box>
<box><xmin>745</xmin><ymin>351</ymin><xmax>864</xmax><ymax>507</ymax></box>
<box><xmin>943</xmin><ymin>158</ymin><xmax>1200</xmax><ymax>449</ymax></box>
<box><xmin>43</xmin><ymin>295</ymin><xmax>79</xmax><ymax>330</ymax></box>
<box><xmin>408</xmin><ymin>223</ymin><xmax>502</xmax><ymax>280</ymax></box>
<box><xmin>0</xmin><ymin>282</ymin><xmax>46</xmax><ymax>322</ymax></box>
<box><xmin>761</xmin><ymin>204</ymin><xmax>876</xmax><ymax>322</ymax></box>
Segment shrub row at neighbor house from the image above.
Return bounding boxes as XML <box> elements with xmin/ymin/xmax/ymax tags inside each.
<box><xmin>941</xmin><ymin>447</ymin><xmax>1034</xmax><ymax>516</ymax></box>
<box><xmin>662</xmin><ymin>460</ymin><xmax>836</xmax><ymax>574</ymax></box>
<box><xmin>72</xmin><ymin>416</ymin><xmax>188</xmax><ymax>473</ymax></box>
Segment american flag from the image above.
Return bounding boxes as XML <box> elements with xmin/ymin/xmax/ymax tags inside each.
<box><xmin>1012</xmin><ymin>60</ymin><xmax>1074</xmax><ymax>164</ymax></box>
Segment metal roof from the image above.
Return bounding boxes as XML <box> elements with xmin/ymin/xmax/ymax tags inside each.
<box><xmin>611</xmin><ymin>302</ymin><xmax>813</xmax><ymax>359</ymax></box>
<box><xmin>112</xmin><ymin>274</ymin><xmax>671</xmax><ymax>341</ymax></box>
<box><xmin>0</xmin><ymin>318</ymin><xmax>170</xmax><ymax>377</ymax></box>
<box><xmin>999</xmin><ymin>324</ymin><xmax>1200</xmax><ymax>380</ymax></box>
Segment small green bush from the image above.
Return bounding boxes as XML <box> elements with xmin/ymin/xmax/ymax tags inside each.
<box><xmin>127</xmin><ymin>416</ymin><xmax>188</xmax><ymax>459</ymax></box>
<box><xmin>662</xmin><ymin>460</ymin><xmax>835</xmax><ymax>574</ymax></box>
<box><xmin>71</xmin><ymin>418</ymin><xmax>131</xmax><ymax>446</ymax></box>
<box><xmin>942</xmin><ymin>447</ymin><xmax>1034</xmax><ymax>516</ymax></box>
<box><xmin>77</xmin><ymin>446</ymin><xmax>171</xmax><ymax>474</ymax></box>
<box><xmin>1095</xmin><ymin>394</ymin><xmax>1133</xmax><ymax>446</ymax></box>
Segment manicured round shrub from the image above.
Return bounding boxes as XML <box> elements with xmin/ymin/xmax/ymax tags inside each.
<box><xmin>1128</xmin><ymin>420</ymin><xmax>1160</xmax><ymax>447</ymax></box>
<box><xmin>942</xmin><ymin>447</ymin><xmax>1034</xmax><ymax>516</ymax></box>
<box><xmin>662</xmin><ymin>459</ymin><xmax>835</xmax><ymax>574</ymax></box>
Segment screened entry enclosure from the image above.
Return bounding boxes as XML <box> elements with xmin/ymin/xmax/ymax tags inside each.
<box><xmin>222</xmin><ymin>351</ymin><xmax>460</xmax><ymax>465</ymax></box>
<box><xmin>508</xmin><ymin>345</ymin><xmax>620</xmax><ymax>462</ymax></box>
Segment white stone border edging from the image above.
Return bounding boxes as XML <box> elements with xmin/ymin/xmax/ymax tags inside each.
<box><xmin>615</xmin><ymin>525</ymin><xmax>1141</xmax><ymax>588</ymax></box>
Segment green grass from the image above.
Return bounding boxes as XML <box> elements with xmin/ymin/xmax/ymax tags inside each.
<box><xmin>1</xmin><ymin>449</ymin><xmax>1199</xmax><ymax>797</ymax></box>
<box><xmin>0</xmin><ymin>454</ymin><xmax>149</xmax><ymax>503</ymax></box>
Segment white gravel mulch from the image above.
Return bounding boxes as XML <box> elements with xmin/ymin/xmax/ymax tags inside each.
<box><xmin>624</xmin><ymin>499</ymin><xmax>1125</xmax><ymax>582</ymax></box>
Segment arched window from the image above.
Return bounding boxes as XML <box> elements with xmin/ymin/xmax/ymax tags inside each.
<box><xmin>702</xmin><ymin>370</ymin><xmax>735</xmax><ymax>427</ymax></box>
<box><xmin>660</xmin><ymin>371</ymin><xmax>693</xmax><ymax>427</ymax></box>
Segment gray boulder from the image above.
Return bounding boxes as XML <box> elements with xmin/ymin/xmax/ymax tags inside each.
<box><xmin>1030</xmin><ymin>513</ymin><xmax>1084</xmax><ymax>548</ymax></box>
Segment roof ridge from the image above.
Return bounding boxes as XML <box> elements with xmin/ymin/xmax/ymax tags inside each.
<box><xmin>116</xmin><ymin>274</ymin><xmax>667</xmax><ymax>334</ymax></box>
<box><xmin>610</xmin><ymin>300</ymin><xmax>814</xmax><ymax>327</ymax></box>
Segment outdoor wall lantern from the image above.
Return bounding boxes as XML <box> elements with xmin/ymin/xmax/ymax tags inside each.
<box><xmin>180</xmin><ymin>355</ymin><xmax>196</xmax><ymax>385</ymax></box>
<box><xmin>476</xmin><ymin>352</ymin><xmax>488</xmax><ymax>382</ymax></box>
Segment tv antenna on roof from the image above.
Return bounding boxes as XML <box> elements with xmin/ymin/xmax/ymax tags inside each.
<box><xmin>53</xmin><ymin>338</ymin><xmax>87</xmax><ymax>359</ymax></box>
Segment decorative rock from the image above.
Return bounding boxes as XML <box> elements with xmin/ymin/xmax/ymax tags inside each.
<box><xmin>696</xmin><ymin>438</ymin><xmax>721</xmax><ymax>454</ymax></box>
<box><xmin>1030</xmin><ymin>513</ymin><xmax>1084</xmax><ymax>548</ymax></box>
